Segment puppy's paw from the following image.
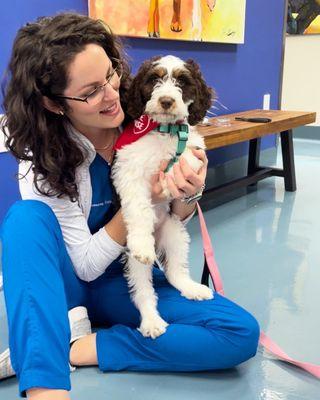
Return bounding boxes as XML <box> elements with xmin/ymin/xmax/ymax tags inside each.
<box><xmin>138</xmin><ymin>315</ymin><xmax>169</xmax><ymax>339</ymax></box>
<box><xmin>181</xmin><ymin>282</ymin><xmax>214</xmax><ymax>301</ymax></box>
<box><xmin>181</xmin><ymin>150</ymin><xmax>203</xmax><ymax>173</ymax></box>
<box><xmin>160</xmin><ymin>175</ymin><xmax>172</xmax><ymax>200</ymax></box>
<box><xmin>129</xmin><ymin>237</ymin><xmax>156</xmax><ymax>265</ymax></box>
<box><xmin>132</xmin><ymin>248</ymin><xmax>156</xmax><ymax>265</ymax></box>
<box><xmin>161</xmin><ymin>187</ymin><xmax>172</xmax><ymax>200</ymax></box>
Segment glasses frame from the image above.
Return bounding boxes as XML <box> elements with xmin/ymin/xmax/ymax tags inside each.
<box><xmin>52</xmin><ymin>58</ymin><xmax>123</xmax><ymax>104</ymax></box>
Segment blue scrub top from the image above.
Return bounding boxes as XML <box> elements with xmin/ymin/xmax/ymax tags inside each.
<box><xmin>88</xmin><ymin>154</ymin><xmax>115</xmax><ymax>234</ymax></box>
<box><xmin>88</xmin><ymin>154</ymin><xmax>125</xmax><ymax>277</ymax></box>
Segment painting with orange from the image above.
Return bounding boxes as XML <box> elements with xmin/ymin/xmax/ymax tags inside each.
<box><xmin>88</xmin><ymin>0</ymin><xmax>246</xmax><ymax>44</ymax></box>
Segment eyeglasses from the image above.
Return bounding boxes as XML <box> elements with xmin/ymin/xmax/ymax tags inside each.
<box><xmin>52</xmin><ymin>58</ymin><xmax>123</xmax><ymax>106</ymax></box>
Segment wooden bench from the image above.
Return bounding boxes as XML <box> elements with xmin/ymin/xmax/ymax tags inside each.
<box><xmin>197</xmin><ymin>109</ymin><xmax>316</xmax><ymax>197</ymax></box>
<box><xmin>197</xmin><ymin>109</ymin><xmax>316</xmax><ymax>286</ymax></box>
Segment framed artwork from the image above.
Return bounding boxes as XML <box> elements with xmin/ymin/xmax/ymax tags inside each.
<box><xmin>88</xmin><ymin>0</ymin><xmax>247</xmax><ymax>44</ymax></box>
<box><xmin>287</xmin><ymin>0</ymin><xmax>320</xmax><ymax>34</ymax></box>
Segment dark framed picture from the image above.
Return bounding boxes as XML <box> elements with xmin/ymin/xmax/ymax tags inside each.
<box><xmin>287</xmin><ymin>0</ymin><xmax>320</xmax><ymax>34</ymax></box>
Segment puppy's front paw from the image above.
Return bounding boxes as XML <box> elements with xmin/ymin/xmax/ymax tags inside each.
<box><xmin>160</xmin><ymin>176</ymin><xmax>172</xmax><ymax>200</ymax></box>
<box><xmin>161</xmin><ymin>187</ymin><xmax>172</xmax><ymax>200</ymax></box>
<box><xmin>138</xmin><ymin>315</ymin><xmax>169</xmax><ymax>339</ymax></box>
<box><xmin>181</xmin><ymin>282</ymin><xmax>214</xmax><ymax>301</ymax></box>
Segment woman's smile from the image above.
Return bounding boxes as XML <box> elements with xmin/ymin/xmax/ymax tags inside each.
<box><xmin>99</xmin><ymin>101</ymin><xmax>120</xmax><ymax>116</ymax></box>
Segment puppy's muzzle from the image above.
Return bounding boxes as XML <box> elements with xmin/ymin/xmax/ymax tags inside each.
<box><xmin>159</xmin><ymin>96</ymin><xmax>175</xmax><ymax>111</ymax></box>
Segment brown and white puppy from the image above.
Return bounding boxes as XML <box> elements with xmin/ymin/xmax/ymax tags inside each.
<box><xmin>112</xmin><ymin>55</ymin><xmax>214</xmax><ymax>339</ymax></box>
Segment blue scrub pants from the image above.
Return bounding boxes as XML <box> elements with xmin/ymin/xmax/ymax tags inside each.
<box><xmin>1</xmin><ymin>200</ymin><xmax>259</xmax><ymax>396</ymax></box>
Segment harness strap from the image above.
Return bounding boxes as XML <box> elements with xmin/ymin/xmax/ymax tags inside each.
<box><xmin>156</xmin><ymin>124</ymin><xmax>189</xmax><ymax>172</ymax></box>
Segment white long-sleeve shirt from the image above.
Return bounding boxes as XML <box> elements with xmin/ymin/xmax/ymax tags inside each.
<box><xmin>19</xmin><ymin>125</ymin><xmax>125</xmax><ymax>282</ymax></box>
<box><xmin>19</xmin><ymin>124</ymin><xmax>194</xmax><ymax>282</ymax></box>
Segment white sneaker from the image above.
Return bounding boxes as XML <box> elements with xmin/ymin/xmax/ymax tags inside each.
<box><xmin>0</xmin><ymin>348</ymin><xmax>15</xmax><ymax>380</ymax></box>
<box><xmin>0</xmin><ymin>306</ymin><xmax>92</xmax><ymax>379</ymax></box>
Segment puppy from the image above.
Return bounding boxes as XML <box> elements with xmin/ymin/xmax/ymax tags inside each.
<box><xmin>112</xmin><ymin>55</ymin><xmax>214</xmax><ymax>339</ymax></box>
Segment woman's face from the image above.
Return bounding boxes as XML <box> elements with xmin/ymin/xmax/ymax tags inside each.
<box><xmin>63</xmin><ymin>43</ymin><xmax>125</xmax><ymax>136</ymax></box>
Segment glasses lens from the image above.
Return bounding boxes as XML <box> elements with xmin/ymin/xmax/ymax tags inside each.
<box><xmin>86</xmin><ymin>87</ymin><xmax>105</xmax><ymax>106</ymax></box>
<box><xmin>86</xmin><ymin>59</ymin><xmax>123</xmax><ymax>106</ymax></box>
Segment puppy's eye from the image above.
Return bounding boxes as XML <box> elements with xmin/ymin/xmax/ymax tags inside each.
<box><xmin>146</xmin><ymin>74</ymin><xmax>159</xmax><ymax>84</ymax></box>
<box><xmin>176</xmin><ymin>76</ymin><xmax>190</xmax><ymax>86</ymax></box>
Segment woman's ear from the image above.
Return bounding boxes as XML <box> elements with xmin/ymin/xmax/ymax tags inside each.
<box><xmin>185</xmin><ymin>59</ymin><xmax>214</xmax><ymax>126</ymax></box>
<box><xmin>42</xmin><ymin>96</ymin><xmax>64</xmax><ymax>115</ymax></box>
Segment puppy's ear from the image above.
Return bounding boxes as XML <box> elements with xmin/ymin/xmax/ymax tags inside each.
<box><xmin>126</xmin><ymin>56</ymin><xmax>162</xmax><ymax>120</ymax></box>
<box><xmin>125</xmin><ymin>72</ymin><xmax>145</xmax><ymax>120</ymax></box>
<box><xmin>185</xmin><ymin>59</ymin><xmax>214</xmax><ymax>126</ymax></box>
<box><xmin>125</xmin><ymin>58</ymin><xmax>155</xmax><ymax>119</ymax></box>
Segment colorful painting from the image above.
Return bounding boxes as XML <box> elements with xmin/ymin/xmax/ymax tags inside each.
<box><xmin>88</xmin><ymin>0</ymin><xmax>246</xmax><ymax>44</ymax></box>
<box><xmin>287</xmin><ymin>0</ymin><xmax>320</xmax><ymax>34</ymax></box>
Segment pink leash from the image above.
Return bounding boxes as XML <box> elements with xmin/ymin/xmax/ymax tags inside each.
<box><xmin>196</xmin><ymin>203</ymin><xmax>320</xmax><ymax>379</ymax></box>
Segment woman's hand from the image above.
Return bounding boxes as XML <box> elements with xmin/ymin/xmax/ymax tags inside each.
<box><xmin>150</xmin><ymin>149</ymin><xmax>208</xmax><ymax>205</ymax></box>
<box><xmin>166</xmin><ymin>148</ymin><xmax>208</xmax><ymax>200</ymax></box>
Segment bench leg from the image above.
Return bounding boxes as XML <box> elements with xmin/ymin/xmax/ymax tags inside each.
<box><xmin>247</xmin><ymin>138</ymin><xmax>261</xmax><ymax>190</ymax></box>
<box><xmin>247</xmin><ymin>138</ymin><xmax>261</xmax><ymax>174</ymax></box>
<box><xmin>280</xmin><ymin>129</ymin><xmax>296</xmax><ymax>192</ymax></box>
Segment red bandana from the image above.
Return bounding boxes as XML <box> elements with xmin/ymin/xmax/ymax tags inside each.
<box><xmin>114</xmin><ymin>115</ymin><xmax>159</xmax><ymax>151</ymax></box>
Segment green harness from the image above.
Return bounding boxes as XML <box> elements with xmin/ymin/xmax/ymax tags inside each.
<box><xmin>156</xmin><ymin>123</ymin><xmax>189</xmax><ymax>173</ymax></box>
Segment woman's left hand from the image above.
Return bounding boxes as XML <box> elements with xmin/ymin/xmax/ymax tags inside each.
<box><xmin>164</xmin><ymin>148</ymin><xmax>208</xmax><ymax>200</ymax></box>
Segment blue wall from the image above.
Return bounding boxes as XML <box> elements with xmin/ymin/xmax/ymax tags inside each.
<box><xmin>0</xmin><ymin>0</ymin><xmax>286</xmax><ymax>223</ymax></box>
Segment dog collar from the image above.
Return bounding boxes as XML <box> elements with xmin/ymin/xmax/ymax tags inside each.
<box><xmin>114</xmin><ymin>115</ymin><xmax>189</xmax><ymax>172</ymax></box>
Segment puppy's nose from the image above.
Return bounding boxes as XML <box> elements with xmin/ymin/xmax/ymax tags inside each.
<box><xmin>159</xmin><ymin>96</ymin><xmax>175</xmax><ymax>110</ymax></box>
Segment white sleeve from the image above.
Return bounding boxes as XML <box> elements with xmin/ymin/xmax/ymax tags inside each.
<box><xmin>19</xmin><ymin>162</ymin><xmax>125</xmax><ymax>282</ymax></box>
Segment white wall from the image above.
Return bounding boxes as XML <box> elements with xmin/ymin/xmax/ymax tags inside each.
<box><xmin>281</xmin><ymin>35</ymin><xmax>320</xmax><ymax>126</ymax></box>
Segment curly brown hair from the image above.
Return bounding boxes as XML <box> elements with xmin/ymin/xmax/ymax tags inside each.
<box><xmin>1</xmin><ymin>12</ymin><xmax>132</xmax><ymax>201</ymax></box>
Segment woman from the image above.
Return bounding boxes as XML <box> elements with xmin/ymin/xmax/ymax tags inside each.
<box><xmin>0</xmin><ymin>12</ymin><xmax>259</xmax><ymax>400</ymax></box>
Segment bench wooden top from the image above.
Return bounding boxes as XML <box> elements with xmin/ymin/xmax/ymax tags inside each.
<box><xmin>197</xmin><ymin>109</ymin><xmax>316</xmax><ymax>150</ymax></box>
